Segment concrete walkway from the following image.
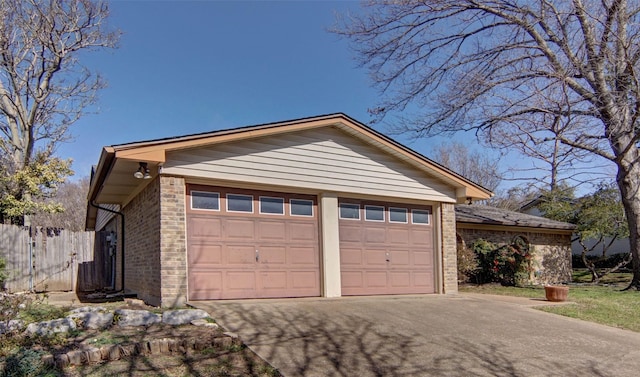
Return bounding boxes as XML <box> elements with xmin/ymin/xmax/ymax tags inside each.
<box><xmin>192</xmin><ymin>294</ymin><xmax>640</xmax><ymax>377</ymax></box>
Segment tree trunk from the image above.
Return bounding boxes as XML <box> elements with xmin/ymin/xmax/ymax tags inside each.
<box><xmin>618</xmin><ymin>156</ymin><xmax>640</xmax><ymax>290</ymax></box>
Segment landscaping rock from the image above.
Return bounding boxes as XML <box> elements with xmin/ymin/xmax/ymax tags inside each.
<box><xmin>67</xmin><ymin>349</ymin><xmax>86</xmax><ymax>366</ymax></box>
<box><xmin>162</xmin><ymin>309</ymin><xmax>210</xmax><ymax>325</ymax></box>
<box><xmin>24</xmin><ymin>317</ymin><xmax>77</xmax><ymax>336</ymax></box>
<box><xmin>86</xmin><ymin>347</ymin><xmax>102</xmax><ymax>363</ymax></box>
<box><xmin>191</xmin><ymin>318</ymin><xmax>219</xmax><ymax>328</ymax></box>
<box><xmin>114</xmin><ymin>309</ymin><xmax>161</xmax><ymax>327</ymax></box>
<box><xmin>55</xmin><ymin>353</ymin><xmax>70</xmax><ymax>368</ymax></box>
<box><xmin>68</xmin><ymin>311</ymin><xmax>114</xmax><ymax>329</ymax></box>
<box><xmin>69</xmin><ymin>306</ymin><xmax>107</xmax><ymax>314</ymax></box>
<box><xmin>0</xmin><ymin>319</ymin><xmax>24</xmax><ymax>334</ymax></box>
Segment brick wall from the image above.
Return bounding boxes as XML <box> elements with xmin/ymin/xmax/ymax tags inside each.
<box><xmin>122</xmin><ymin>178</ymin><xmax>162</xmax><ymax>306</ymax></box>
<box><xmin>159</xmin><ymin>176</ymin><xmax>187</xmax><ymax>307</ymax></box>
<box><xmin>441</xmin><ymin>203</ymin><xmax>458</xmax><ymax>294</ymax></box>
<box><xmin>457</xmin><ymin>227</ymin><xmax>572</xmax><ymax>284</ymax></box>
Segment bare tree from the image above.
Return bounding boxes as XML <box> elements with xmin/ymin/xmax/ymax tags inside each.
<box><xmin>30</xmin><ymin>176</ymin><xmax>89</xmax><ymax>231</ymax></box>
<box><xmin>0</xmin><ymin>0</ymin><xmax>118</xmax><ymax>223</ymax></box>
<box><xmin>430</xmin><ymin>141</ymin><xmax>502</xmax><ymax>192</ymax></box>
<box><xmin>337</xmin><ymin>1</ymin><xmax>640</xmax><ymax>290</ymax></box>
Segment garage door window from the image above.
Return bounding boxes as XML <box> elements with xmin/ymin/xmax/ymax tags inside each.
<box><xmin>227</xmin><ymin>194</ymin><xmax>253</xmax><ymax>213</ymax></box>
<box><xmin>191</xmin><ymin>191</ymin><xmax>220</xmax><ymax>211</ymax></box>
<box><xmin>290</xmin><ymin>199</ymin><xmax>313</xmax><ymax>216</ymax></box>
<box><xmin>260</xmin><ymin>196</ymin><xmax>284</xmax><ymax>215</ymax></box>
<box><xmin>365</xmin><ymin>205</ymin><xmax>385</xmax><ymax>222</ymax></box>
<box><xmin>412</xmin><ymin>209</ymin><xmax>430</xmax><ymax>225</ymax></box>
<box><xmin>389</xmin><ymin>207</ymin><xmax>408</xmax><ymax>223</ymax></box>
<box><xmin>339</xmin><ymin>203</ymin><xmax>360</xmax><ymax>220</ymax></box>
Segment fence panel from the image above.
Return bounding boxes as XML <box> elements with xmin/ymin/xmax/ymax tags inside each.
<box><xmin>0</xmin><ymin>224</ymin><xmax>97</xmax><ymax>292</ymax></box>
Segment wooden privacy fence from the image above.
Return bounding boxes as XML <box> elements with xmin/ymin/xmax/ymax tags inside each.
<box><xmin>0</xmin><ymin>224</ymin><xmax>104</xmax><ymax>293</ymax></box>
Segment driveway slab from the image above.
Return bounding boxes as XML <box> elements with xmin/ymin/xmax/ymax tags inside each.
<box><xmin>192</xmin><ymin>294</ymin><xmax>640</xmax><ymax>376</ymax></box>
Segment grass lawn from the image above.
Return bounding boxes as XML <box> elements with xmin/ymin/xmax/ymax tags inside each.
<box><xmin>460</xmin><ymin>271</ymin><xmax>640</xmax><ymax>333</ymax></box>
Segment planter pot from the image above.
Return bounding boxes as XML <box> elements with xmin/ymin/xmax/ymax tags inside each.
<box><xmin>545</xmin><ymin>285</ymin><xmax>569</xmax><ymax>302</ymax></box>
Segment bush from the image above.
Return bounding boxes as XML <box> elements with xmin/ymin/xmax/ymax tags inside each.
<box><xmin>459</xmin><ymin>238</ymin><xmax>533</xmax><ymax>286</ymax></box>
<box><xmin>0</xmin><ymin>257</ymin><xmax>7</xmax><ymax>289</ymax></box>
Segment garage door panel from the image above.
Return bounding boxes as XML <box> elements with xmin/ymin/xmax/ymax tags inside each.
<box><xmin>390</xmin><ymin>250</ymin><xmax>410</xmax><ymax>266</ymax></box>
<box><xmin>339</xmin><ymin>224</ymin><xmax>362</xmax><ymax>242</ymax></box>
<box><xmin>387</xmin><ymin>228</ymin><xmax>410</xmax><ymax>245</ymax></box>
<box><xmin>365</xmin><ymin>250</ymin><xmax>388</xmax><ymax>266</ymax></box>
<box><xmin>258</xmin><ymin>221</ymin><xmax>286</xmax><ymax>242</ymax></box>
<box><xmin>290</xmin><ymin>222</ymin><xmax>316</xmax><ymax>242</ymax></box>
<box><xmin>413</xmin><ymin>272</ymin><xmax>433</xmax><ymax>287</ymax></box>
<box><xmin>259</xmin><ymin>246</ymin><xmax>287</xmax><ymax>264</ymax></box>
<box><xmin>341</xmin><ymin>271</ymin><xmax>364</xmax><ymax>288</ymax></box>
<box><xmin>365</xmin><ymin>271</ymin><xmax>388</xmax><ymax>287</ymax></box>
<box><xmin>227</xmin><ymin>245</ymin><xmax>257</xmax><ymax>265</ymax></box>
<box><xmin>189</xmin><ymin>271</ymin><xmax>223</xmax><ymax>300</ymax></box>
<box><xmin>188</xmin><ymin>243</ymin><xmax>222</xmax><ymax>265</ymax></box>
<box><xmin>290</xmin><ymin>246</ymin><xmax>317</xmax><ymax>265</ymax></box>
<box><xmin>259</xmin><ymin>271</ymin><xmax>288</xmax><ymax>289</ymax></box>
<box><xmin>189</xmin><ymin>217</ymin><xmax>222</xmax><ymax>239</ymax></box>
<box><xmin>364</xmin><ymin>227</ymin><xmax>386</xmax><ymax>243</ymax></box>
<box><xmin>389</xmin><ymin>271</ymin><xmax>411</xmax><ymax>288</ymax></box>
<box><xmin>412</xmin><ymin>251</ymin><xmax>432</xmax><ymax>266</ymax></box>
<box><xmin>291</xmin><ymin>271</ymin><xmax>319</xmax><ymax>289</ymax></box>
<box><xmin>410</xmin><ymin>228</ymin><xmax>432</xmax><ymax>245</ymax></box>
<box><xmin>225</xmin><ymin>219</ymin><xmax>255</xmax><ymax>240</ymax></box>
<box><xmin>226</xmin><ymin>271</ymin><xmax>257</xmax><ymax>290</ymax></box>
<box><xmin>340</xmin><ymin>248</ymin><xmax>363</xmax><ymax>265</ymax></box>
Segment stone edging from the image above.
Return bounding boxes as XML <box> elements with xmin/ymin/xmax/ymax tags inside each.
<box><xmin>43</xmin><ymin>332</ymin><xmax>242</xmax><ymax>369</ymax></box>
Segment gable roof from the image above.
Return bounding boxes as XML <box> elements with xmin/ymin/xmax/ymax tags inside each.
<box><xmin>86</xmin><ymin>113</ymin><xmax>493</xmax><ymax>229</ymax></box>
<box><xmin>455</xmin><ymin>204</ymin><xmax>576</xmax><ymax>231</ymax></box>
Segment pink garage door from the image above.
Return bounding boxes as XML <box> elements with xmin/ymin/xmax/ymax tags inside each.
<box><xmin>186</xmin><ymin>185</ymin><xmax>320</xmax><ymax>300</ymax></box>
<box><xmin>339</xmin><ymin>199</ymin><xmax>435</xmax><ymax>296</ymax></box>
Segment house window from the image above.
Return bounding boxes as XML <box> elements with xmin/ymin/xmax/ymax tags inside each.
<box><xmin>227</xmin><ymin>194</ymin><xmax>253</xmax><ymax>213</ymax></box>
<box><xmin>412</xmin><ymin>209</ymin><xmax>430</xmax><ymax>225</ymax></box>
<box><xmin>260</xmin><ymin>196</ymin><xmax>284</xmax><ymax>215</ymax></box>
<box><xmin>389</xmin><ymin>207</ymin><xmax>408</xmax><ymax>223</ymax></box>
<box><xmin>290</xmin><ymin>199</ymin><xmax>313</xmax><ymax>217</ymax></box>
<box><xmin>365</xmin><ymin>205</ymin><xmax>385</xmax><ymax>222</ymax></box>
<box><xmin>191</xmin><ymin>191</ymin><xmax>220</xmax><ymax>211</ymax></box>
<box><xmin>339</xmin><ymin>203</ymin><xmax>360</xmax><ymax>220</ymax></box>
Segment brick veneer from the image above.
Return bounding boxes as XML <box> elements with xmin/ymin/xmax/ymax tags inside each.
<box><xmin>456</xmin><ymin>226</ymin><xmax>572</xmax><ymax>284</ymax></box>
<box><xmin>122</xmin><ymin>177</ymin><xmax>162</xmax><ymax>306</ymax></box>
<box><xmin>158</xmin><ymin>176</ymin><xmax>187</xmax><ymax>307</ymax></box>
<box><xmin>441</xmin><ymin>203</ymin><xmax>458</xmax><ymax>294</ymax></box>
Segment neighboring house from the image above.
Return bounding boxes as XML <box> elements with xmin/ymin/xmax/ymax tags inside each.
<box><xmin>85</xmin><ymin>114</ymin><xmax>492</xmax><ymax>307</ymax></box>
<box><xmin>455</xmin><ymin>205</ymin><xmax>576</xmax><ymax>284</ymax></box>
<box><xmin>520</xmin><ymin>198</ymin><xmax>629</xmax><ymax>256</ymax></box>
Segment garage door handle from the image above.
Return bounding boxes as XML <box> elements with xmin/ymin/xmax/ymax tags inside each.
<box><xmin>386</xmin><ymin>252</ymin><xmax>390</xmax><ymax>262</ymax></box>
<box><xmin>256</xmin><ymin>250</ymin><xmax>259</xmax><ymax>262</ymax></box>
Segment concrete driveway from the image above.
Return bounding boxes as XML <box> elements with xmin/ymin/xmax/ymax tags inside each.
<box><xmin>192</xmin><ymin>294</ymin><xmax>640</xmax><ymax>376</ymax></box>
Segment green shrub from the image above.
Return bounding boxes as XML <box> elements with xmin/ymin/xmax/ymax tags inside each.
<box><xmin>0</xmin><ymin>257</ymin><xmax>7</xmax><ymax>289</ymax></box>
<box><xmin>466</xmin><ymin>238</ymin><xmax>533</xmax><ymax>286</ymax></box>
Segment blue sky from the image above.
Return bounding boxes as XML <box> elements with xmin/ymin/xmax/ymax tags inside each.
<box><xmin>61</xmin><ymin>0</ymin><xmax>389</xmax><ymax>177</ymax></box>
<box><xmin>56</xmin><ymin>0</ymin><xmax>612</xmax><ymax>193</ymax></box>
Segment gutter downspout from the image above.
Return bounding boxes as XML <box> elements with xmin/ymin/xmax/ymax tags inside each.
<box><xmin>90</xmin><ymin>202</ymin><xmax>125</xmax><ymax>294</ymax></box>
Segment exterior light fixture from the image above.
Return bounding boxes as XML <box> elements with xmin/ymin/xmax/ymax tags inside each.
<box><xmin>134</xmin><ymin>162</ymin><xmax>151</xmax><ymax>179</ymax></box>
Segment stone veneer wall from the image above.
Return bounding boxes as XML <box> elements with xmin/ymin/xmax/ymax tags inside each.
<box><xmin>158</xmin><ymin>176</ymin><xmax>187</xmax><ymax>307</ymax></box>
<box><xmin>122</xmin><ymin>178</ymin><xmax>162</xmax><ymax>306</ymax></box>
<box><xmin>441</xmin><ymin>203</ymin><xmax>458</xmax><ymax>294</ymax></box>
<box><xmin>456</xmin><ymin>227</ymin><xmax>572</xmax><ymax>284</ymax></box>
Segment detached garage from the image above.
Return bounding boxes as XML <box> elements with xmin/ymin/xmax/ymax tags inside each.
<box><xmin>85</xmin><ymin>113</ymin><xmax>492</xmax><ymax>307</ymax></box>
